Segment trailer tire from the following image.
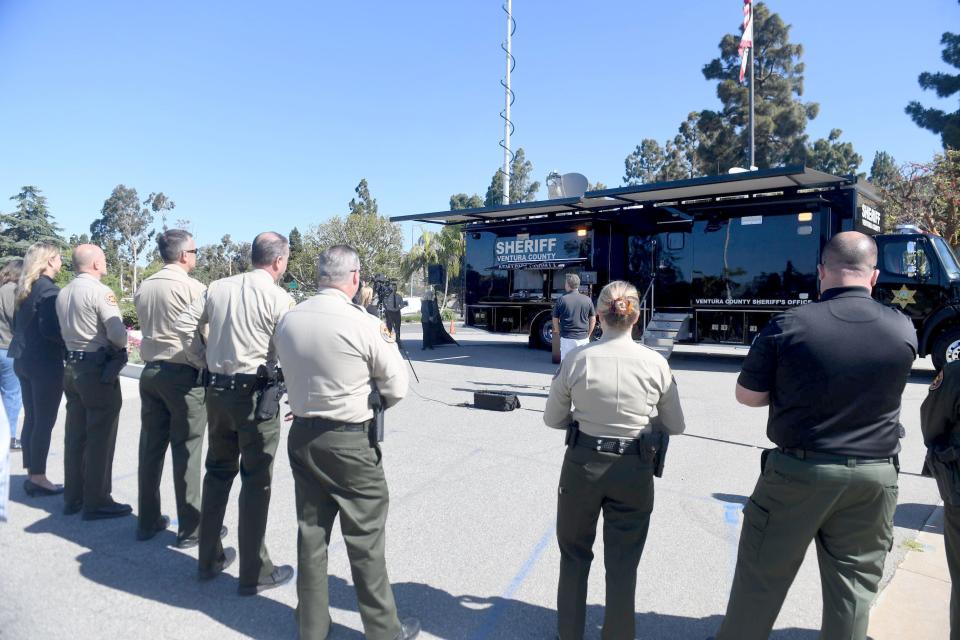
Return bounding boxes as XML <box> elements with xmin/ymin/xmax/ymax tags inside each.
<box><xmin>932</xmin><ymin>325</ymin><xmax>960</xmax><ymax>370</ymax></box>
<box><xmin>531</xmin><ymin>313</ymin><xmax>553</xmax><ymax>351</ymax></box>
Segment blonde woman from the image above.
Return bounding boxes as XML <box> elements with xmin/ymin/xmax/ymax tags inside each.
<box><xmin>359</xmin><ymin>285</ymin><xmax>378</xmax><ymax>316</ymax></box>
<box><xmin>543</xmin><ymin>280</ymin><xmax>686</xmax><ymax>640</ymax></box>
<box><xmin>0</xmin><ymin>259</ymin><xmax>24</xmax><ymax>450</ymax></box>
<box><xmin>7</xmin><ymin>241</ymin><xmax>64</xmax><ymax>497</ymax></box>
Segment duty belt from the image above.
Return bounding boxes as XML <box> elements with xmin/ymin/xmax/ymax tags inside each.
<box><xmin>575</xmin><ymin>432</ymin><xmax>644</xmax><ymax>455</ymax></box>
<box><xmin>778</xmin><ymin>447</ymin><xmax>894</xmax><ymax>466</ymax></box>
<box><xmin>65</xmin><ymin>351</ymin><xmax>90</xmax><ymax>362</ymax></box>
<box><xmin>145</xmin><ymin>361</ymin><xmax>199</xmax><ymax>374</ymax></box>
<box><xmin>206</xmin><ymin>372</ymin><xmax>259</xmax><ymax>392</ymax></box>
<box><xmin>294</xmin><ymin>416</ymin><xmax>372</xmax><ymax>433</ymax></box>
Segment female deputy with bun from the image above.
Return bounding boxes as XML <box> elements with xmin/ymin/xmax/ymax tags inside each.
<box><xmin>543</xmin><ymin>280</ymin><xmax>686</xmax><ymax>640</ymax></box>
<box><xmin>8</xmin><ymin>242</ymin><xmax>65</xmax><ymax>497</ymax></box>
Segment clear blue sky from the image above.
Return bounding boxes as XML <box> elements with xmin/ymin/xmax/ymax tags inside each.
<box><xmin>0</xmin><ymin>0</ymin><xmax>956</xmax><ymax>251</ymax></box>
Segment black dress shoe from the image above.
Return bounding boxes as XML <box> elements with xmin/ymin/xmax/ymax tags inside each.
<box><xmin>394</xmin><ymin>618</ymin><xmax>421</xmax><ymax>640</ymax></box>
<box><xmin>136</xmin><ymin>515</ymin><xmax>171</xmax><ymax>541</ymax></box>
<box><xmin>63</xmin><ymin>501</ymin><xmax>82</xmax><ymax>515</ymax></box>
<box><xmin>198</xmin><ymin>547</ymin><xmax>236</xmax><ymax>581</ymax></box>
<box><xmin>10</xmin><ymin>437</ymin><xmax>21</xmax><ymax>451</ymax></box>
<box><xmin>82</xmin><ymin>501</ymin><xmax>133</xmax><ymax>521</ymax></box>
<box><xmin>238</xmin><ymin>564</ymin><xmax>294</xmax><ymax>596</ymax></box>
<box><xmin>23</xmin><ymin>479</ymin><xmax>64</xmax><ymax>497</ymax></box>
<box><xmin>176</xmin><ymin>525</ymin><xmax>228</xmax><ymax>549</ymax></box>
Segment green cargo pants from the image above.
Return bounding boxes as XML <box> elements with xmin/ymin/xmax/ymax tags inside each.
<box><xmin>63</xmin><ymin>359</ymin><xmax>123</xmax><ymax>512</ymax></box>
<box><xmin>555</xmin><ymin>444</ymin><xmax>655</xmax><ymax>640</ymax></box>
<box><xmin>137</xmin><ymin>362</ymin><xmax>206</xmax><ymax>541</ymax></box>
<box><xmin>198</xmin><ymin>385</ymin><xmax>280</xmax><ymax>589</ymax></box>
<box><xmin>716</xmin><ymin>449</ymin><xmax>899</xmax><ymax>640</ymax></box>
<box><xmin>287</xmin><ymin>418</ymin><xmax>402</xmax><ymax>640</ymax></box>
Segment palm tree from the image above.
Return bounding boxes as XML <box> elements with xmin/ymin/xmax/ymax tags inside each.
<box><xmin>401</xmin><ymin>226</ymin><xmax>465</xmax><ymax>309</ymax></box>
<box><xmin>435</xmin><ymin>225</ymin><xmax>464</xmax><ymax>310</ymax></box>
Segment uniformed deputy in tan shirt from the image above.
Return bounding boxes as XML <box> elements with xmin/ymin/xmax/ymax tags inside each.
<box><xmin>276</xmin><ymin>244</ymin><xmax>419</xmax><ymax>640</ymax></box>
<box><xmin>57</xmin><ymin>244</ymin><xmax>131</xmax><ymax>519</ymax></box>
<box><xmin>277</xmin><ymin>288</ymin><xmax>408</xmax><ymax>423</ymax></box>
<box><xmin>177</xmin><ymin>231</ymin><xmax>296</xmax><ymax>597</ymax></box>
<box><xmin>175</xmin><ymin>267</ymin><xmax>294</xmax><ymax>375</ymax></box>
<box><xmin>544</xmin><ymin>280</ymin><xmax>684</xmax><ymax>640</ymax></box>
<box><xmin>135</xmin><ymin>263</ymin><xmax>206</xmax><ymax>368</ymax></box>
<box><xmin>543</xmin><ymin>325</ymin><xmax>685</xmax><ymax>439</ymax></box>
<box><xmin>134</xmin><ymin>229</ymin><xmax>210</xmax><ymax>546</ymax></box>
<box><xmin>57</xmin><ymin>274</ymin><xmax>127</xmax><ymax>353</ymax></box>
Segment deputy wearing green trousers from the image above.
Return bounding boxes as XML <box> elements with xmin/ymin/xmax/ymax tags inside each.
<box><xmin>176</xmin><ymin>231</ymin><xmax>294</xmax><ymax>595</ymax></box>
<box><xmin>920</xmin><ymin>362</ymin><xmax>960</xmax><ymax>640</ymax></box>
<box><xmin>275</xmin><ymin>245</ymin><xmax>419</xmax><ymax>640</ymax></box>
<box><xmin>544</xmin><ymin>280</ymin><xmax>685</xmax><ymax>640</ymax></box>
<box><xmin>134</xmin><ymin>229</ymin><xmax>210</xmax><ymax>546</ymax></box>
<box><xmin>56</xmin><ymin>244</ymin><xmax>132</xmax><ymax>519</ymax></box>
<box><xmin>714</xmin><ymin>232</ymin><xmax>917</xmax><ymax>640</ymax></box>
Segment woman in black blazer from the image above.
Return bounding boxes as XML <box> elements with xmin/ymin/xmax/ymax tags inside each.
<box><xmin>8</xmin><ymin>241</ymin><xmax>65</xmax><ymax>497</ymax></box>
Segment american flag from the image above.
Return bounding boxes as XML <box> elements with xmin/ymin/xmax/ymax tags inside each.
<box><xmin>738</xmin><ymin>0</ymin><xmax>753</xmax><ymax>84</ymax></box>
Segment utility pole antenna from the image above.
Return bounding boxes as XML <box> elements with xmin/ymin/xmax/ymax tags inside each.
<box><xmin>500</xmin><ymin>0</ymin><xmax>515</xmax><ymax>205</ymax></box>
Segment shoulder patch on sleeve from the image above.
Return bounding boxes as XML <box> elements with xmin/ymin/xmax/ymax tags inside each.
<box><xmin>931</xmin><ymin>370</ymin><xmax>944</xmax><ymax>391</ymax></box>
<box><xmin>105</xmin><ymin>293</ymin><xmax>118</xmax><ymax>307</ymax></box>
<box><xmin>380</xmin><ymin>321</ymin><xmax>396</xmax><ymax>343</ymax></box>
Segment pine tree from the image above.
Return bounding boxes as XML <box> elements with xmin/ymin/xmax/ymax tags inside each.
<box><xmin>0</xmin><ymin>186</ymin><xmax>64</xmax><ymax>255</ymax></box>
<box><xmin>906</xmin><ymin>21</ymin><xmax>960</xmax><ymax>149</ymax></box>
<box><xmin>697</xmin><ymin>2</ymin><xmax>819</xmax><ymax>171</ymax></box>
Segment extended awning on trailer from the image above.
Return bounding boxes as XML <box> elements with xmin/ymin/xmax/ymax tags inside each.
<box><xmin>389</xmin><ymin>166</ymin><xmax>865</xmax><ymax>225</ymax></box>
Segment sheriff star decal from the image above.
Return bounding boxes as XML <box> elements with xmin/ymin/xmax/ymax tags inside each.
<box><xmin>891</xmin><ymin>285</ymin><xmax>917</xmax><ymax>309</ymax></box>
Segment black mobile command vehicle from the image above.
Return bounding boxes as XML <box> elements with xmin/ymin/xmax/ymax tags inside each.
<box><xmin>392</xmin><ymin>166</ymin><xmax>960</xmax><ymax>369</ymax></box>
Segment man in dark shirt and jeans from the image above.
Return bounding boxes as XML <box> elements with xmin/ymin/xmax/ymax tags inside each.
<box><xmin>552</xmin><ymin>274</ymin><xmax>596</xmax><ymax>362</ymax></box>
<box><xmin>714</xmin><ymin>232</ymin><xmax>916</xmax><ymax>640</ymax></box>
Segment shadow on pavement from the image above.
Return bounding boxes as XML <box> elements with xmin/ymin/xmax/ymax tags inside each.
<box><xmin>11</xmin><ymin>474</ymin><xmax>295</xmax><ymax>639</ymax></box>
<box><xmin>894</xmin><ymin>502</ymin><xmax>937</xmax><ymax>530</ymax></box>
<box><xmin>323</xmin><ymin>575</ymin><xmax>820</xmax><ymax>640</ymax></box>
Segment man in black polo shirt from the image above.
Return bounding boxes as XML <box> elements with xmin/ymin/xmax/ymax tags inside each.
<box><xmin>714</xmin><ymin>231</ymin><xmax>916</xmax><ymax>640</ymax></box>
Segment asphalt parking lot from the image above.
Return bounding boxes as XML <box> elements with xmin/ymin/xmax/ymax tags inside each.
<box><xmin>0</xmin><ymin>324</ymin><xmax>943</xmax><ymax>639</ymax></box>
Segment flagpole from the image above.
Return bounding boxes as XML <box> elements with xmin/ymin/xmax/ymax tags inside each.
<box><xmin>748</xmin><ymin>0</ymin><xmax>755</xmax><ymax>169</ymax></box>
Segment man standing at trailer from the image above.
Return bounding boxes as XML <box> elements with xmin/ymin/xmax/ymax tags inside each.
<box><xmin>57</xmin><ymin>244</ymin><xmax>131</xmax><ymax>519</ymax></box>
<box><xmin>135</xmin><ymin>229</ymin><xmax>213</xmax><ymax>546</ymax></box>
<box><xmin>552</xmin><ymin>273</ymin><xmax>596</xmax><ymax>361</ymax></box>
<box><xmin>276</xmin><ymin>245</ymin><xmax>419</xmax><ymax>640</ymax></box>
<box><xmin>713</xmin><ymin>232</ymin><xmax>916</xmax><ymax>640</ymax></box>
<box><xmin>176</xmin><ymin>231</ymin><xmax>294</xmax><ymax>594</ymax></box>
<box><xmin>381</xmin><ymin>283</ymin><xmax>406</xmax><ymax>347</ymax></box>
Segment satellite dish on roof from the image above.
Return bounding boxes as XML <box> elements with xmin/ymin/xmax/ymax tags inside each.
<box><xmin>546</xmin><ymin>172</ymin><xmax>590</xmax><ymax>199</ymax></box>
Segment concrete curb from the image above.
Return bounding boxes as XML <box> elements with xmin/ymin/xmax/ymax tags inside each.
<box><xmin>869</xmin><ymin>503</ymin><xmax>951</xmax><ymax>639</ymax></box>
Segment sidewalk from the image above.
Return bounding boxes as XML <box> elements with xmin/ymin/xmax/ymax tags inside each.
<box><xmin>870</xmin><ymin>503</ymin><xmax>952</xmax><ymax>639</ymax></box>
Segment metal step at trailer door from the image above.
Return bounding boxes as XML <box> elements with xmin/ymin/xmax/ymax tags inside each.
<box><xmin>640</xmin><ymin>312</ymin><xmax>691</xmax><ymax>359</ymax></box>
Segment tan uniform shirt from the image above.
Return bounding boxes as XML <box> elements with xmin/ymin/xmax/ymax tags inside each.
<box><xmin>175</xmin><ymin>269</ymin><xmax>294</xmax><ymax>375</ymax></box>
<box><xmin>56</xmin><ymin>273</ymin><xmax>127</xmax><ymax>352</ymax></box>
<box><xmin>544</xmin><ymin>333</ymin><xmax>686</xmax><ymax>439</ymax></box>
<box><xmin>0</xmin><ymin>282</ymin><xmax>15</xmax><ymax>349</ymax></box>
<box><xmin>275</xmin><ymin>288</ymin><xmax>408</xmax><ymax>423</ymax></box>
<box><xmin>134</xmin><ymin>264</ymin><xmax>207</xmax><ymax>367</ymax></box>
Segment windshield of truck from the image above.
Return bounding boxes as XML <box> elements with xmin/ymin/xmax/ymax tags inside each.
<box><xmin>932</xmin><ymin>236</ymin><xmax>960</xmax><ymax>279</ymax></box>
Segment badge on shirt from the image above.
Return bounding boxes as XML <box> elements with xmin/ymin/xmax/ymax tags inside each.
<box><xmin>380</xmin><ymin>322</ymin><xmax>395</xmax><ymax>343</ymax></box>
<box><xmin>105</xmin><ymin>293</ymin><xmax>118</xmax><ymax>307</ymax></box>
<box><xmin>931</xmin><ymin>370</ymin><xmax>944</xmax><ymax>391</ymax></box>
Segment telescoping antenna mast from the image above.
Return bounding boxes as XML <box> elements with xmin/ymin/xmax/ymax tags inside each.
<box><xmin>500</xmin><ymin>0</ymin><xmax>515</xmax><ymax>206</ymax></box>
